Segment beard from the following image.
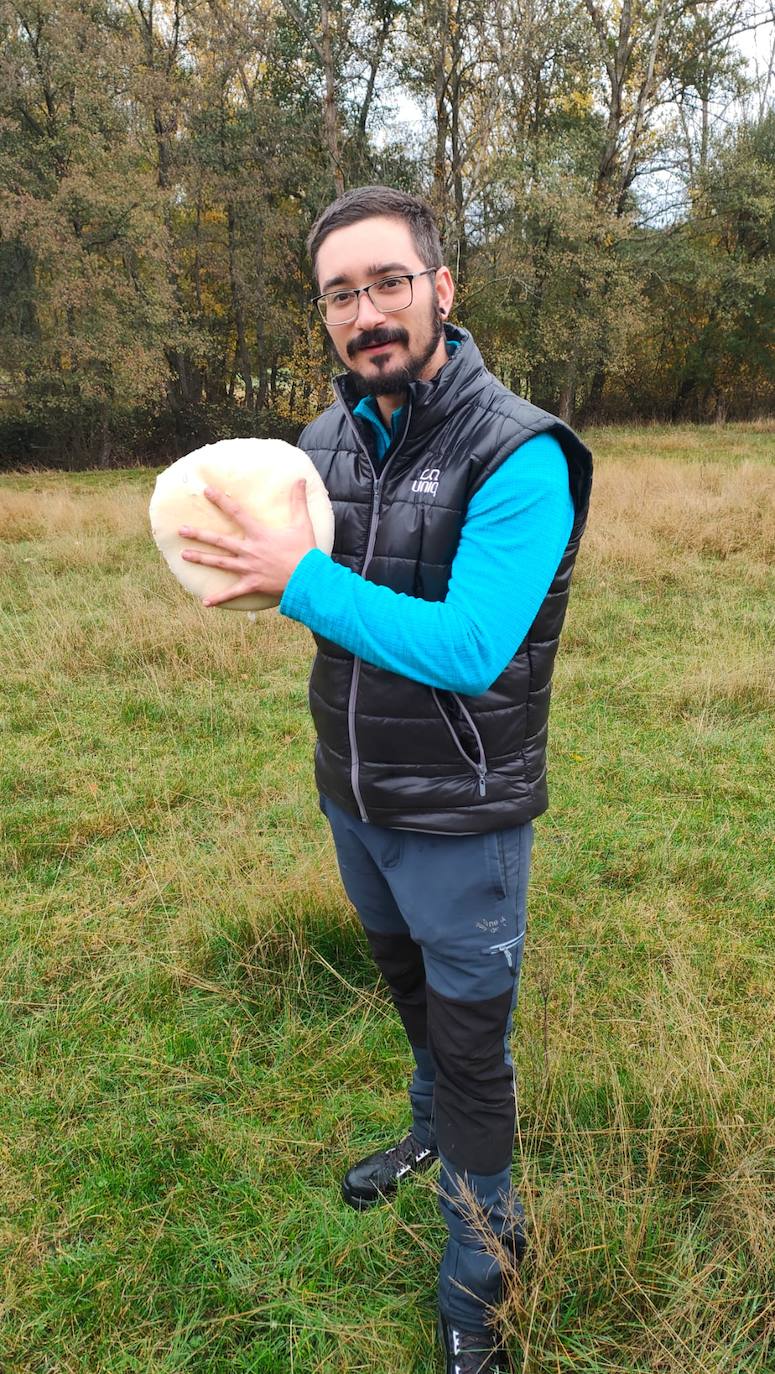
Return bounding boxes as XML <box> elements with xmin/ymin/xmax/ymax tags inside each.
<box><xmin>343</xmin><ymin>300</ymin><xmax>445</xmax><ymax>398</ymax></box>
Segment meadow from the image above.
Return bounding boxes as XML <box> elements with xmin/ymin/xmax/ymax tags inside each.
<box><xmin>1</xmin><ymin>424</ymin><xmax>773</xmax><ymax>1373</ymax></box>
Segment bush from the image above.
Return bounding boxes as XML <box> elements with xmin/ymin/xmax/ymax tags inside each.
<box><xmin>0</xmin><ymin>399</ymin><xmax>306</xmax><ymax>472</ymax></box>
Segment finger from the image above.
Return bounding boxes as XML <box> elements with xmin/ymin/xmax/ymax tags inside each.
<box><xmin>203</xmin><ymin>486</ymin><xmax>258</xmax><ymax>530</ymax></box>
<box><xmin>178</xmin><ymin>525</ymin><xmax>244</xmax><ymax>554</ymax></box>
<box><xmin>202</xmin><ymin>577</ymin><xmax>259</xmax><ymax>608</ymax></box>
<box><xmin>181</xmin><ymin>550</ymin><xmax>248</xmax><ymax>571</ymax></box>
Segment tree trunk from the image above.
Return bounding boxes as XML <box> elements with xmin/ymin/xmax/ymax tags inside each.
<box><xmin>431</xmin><ymin>6</ymin><xmax>449</xmax><ymax>217</ymax></box>
<box><xmin>450</xmin><ymin>66</ymin><xmax>467</xmax><ymax>287</ymax></box>
<box><xmin>227</xmin><ymin>202</ymin><xmax>254</xmax><ymax>408</ymax></box>
<box><xmin>321</xmin><ymin>0</ymin><xmax>343</xmax><ymax>192</ymax></box>
<box><xmin>558</xmin><ymin>355</ymin><xmax>578</xmax><ymax>424</ymax></box>
<box><xmin>97</xmin><ymin>408</ymin><xmax>112</xmax><ymax>468</ymax></box>
<box><xmin>257</xmin><ymin>362</ymin><xmax>268</xmax><ymax>410</ymax></box>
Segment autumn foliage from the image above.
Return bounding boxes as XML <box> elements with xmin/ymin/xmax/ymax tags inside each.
<box><xmin>0</xmin><ymin>0</ymin><xmax>773</xmax><ymax>467</ymax></box>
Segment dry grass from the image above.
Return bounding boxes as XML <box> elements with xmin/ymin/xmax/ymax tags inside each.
<box><xmin>439</xmin><ymin>947</ymin><xmax>775</xmax><ymax>1367</ymax></box>
<box><xmin>582</xmin><ymin>458</ymin><xmax>775</xmax><ymax>573</ymax></box>
<box><xmin>0</xmin><ymin>482</ymin><xmax>148</xmax><ymax>542</ymax></box>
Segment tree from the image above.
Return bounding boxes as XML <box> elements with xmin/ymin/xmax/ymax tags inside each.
<box><xmin>0</xmin><ymin>0</ymin><xmax>180</xmax><ymax>462</ymax></box>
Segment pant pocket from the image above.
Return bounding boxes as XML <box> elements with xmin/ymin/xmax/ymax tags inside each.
<box><xmin>485</xmin><ymin>935</ymin><xmax>524</xmax><ymax>974</ymax></box>
<box><xmin>484</xmin><ymin>830</ymin><xmax>507</xmax><ymax>900</ymax></box>
<box><xmin>379</xmin><ymin>834</ymin><xmax>403</xmax><ymax>870</ymax></box>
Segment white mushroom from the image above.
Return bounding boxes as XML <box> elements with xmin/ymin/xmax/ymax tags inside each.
<box><xmin>149</xmin><ymin>437</ymin><xmax>334</xmax><ymax>611</ymax></box>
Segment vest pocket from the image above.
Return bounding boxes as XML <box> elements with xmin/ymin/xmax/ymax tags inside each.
<box><xmin>431</xmin><ymin>688</ymin><xmax>489</xmax><ymax>796</ymax></box>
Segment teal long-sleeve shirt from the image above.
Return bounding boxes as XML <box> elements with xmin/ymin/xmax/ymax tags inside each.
<box><xmin>279</xmin><ymin>400</ymin><xmax>574</xmax><ymax>697</ymax></box>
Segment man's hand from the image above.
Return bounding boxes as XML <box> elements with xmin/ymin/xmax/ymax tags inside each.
<box><xmin>179</xmin><ymin>479</ymin><xmax>316</xmax><ymax>607</ymax></box>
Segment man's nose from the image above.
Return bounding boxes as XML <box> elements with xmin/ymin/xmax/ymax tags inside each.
<box><xmin>355</xmin><ymin>289</ymin><xmax>387</xmax><ymax>326</ymax></box>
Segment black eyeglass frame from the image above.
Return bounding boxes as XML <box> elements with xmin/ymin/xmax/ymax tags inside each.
<box><xmin>310</xmin><ymin>267</ymin><xmax>440</xmax><ymax>325</ymax></box>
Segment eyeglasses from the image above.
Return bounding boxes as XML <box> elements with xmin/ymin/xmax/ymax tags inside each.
<box><xmin>311</xmin><ymin>268</ymin><xmax>440</xmax><ymax>325</ymax></box>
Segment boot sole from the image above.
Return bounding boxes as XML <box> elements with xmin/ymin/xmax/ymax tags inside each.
<box><xmin>341</xmin><ymin>1179</ymin><xmax>395</xmax><ymax>1210</ymax></box>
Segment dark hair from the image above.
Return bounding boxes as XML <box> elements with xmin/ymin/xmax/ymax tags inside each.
<box><xmin>307</xmin><ymin>185</ymin><xmax>443</xmax><ymax>283</ymax></box>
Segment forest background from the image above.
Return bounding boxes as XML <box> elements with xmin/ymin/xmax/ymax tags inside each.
<box><xmin>1</xmin><ymin>0</ymin><xmax>774</xmax><ymax>469</ymax></box>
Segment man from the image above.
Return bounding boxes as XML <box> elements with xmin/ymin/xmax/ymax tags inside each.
<box><xmin>179</xmin><ymin>186</ymin><xmax>592</xmax><ymax>1373</ymax></box>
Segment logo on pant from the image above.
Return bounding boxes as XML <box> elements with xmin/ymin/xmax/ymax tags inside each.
<box><xmin>476</xmin><ymin>917</ymin><xmax>506</xmax><ymax>932</ymax></box>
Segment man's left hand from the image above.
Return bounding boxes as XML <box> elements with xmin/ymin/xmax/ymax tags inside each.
<box><xmin>179</xmin><ymin>479</ymin><xmax>316</xmax><ymax>606</ymax></box>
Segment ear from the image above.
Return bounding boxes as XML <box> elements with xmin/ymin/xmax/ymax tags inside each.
<box><xmin>434</xmin><ymin>264</ymin><xmax>455</xmax><ymax>320</ymax></box>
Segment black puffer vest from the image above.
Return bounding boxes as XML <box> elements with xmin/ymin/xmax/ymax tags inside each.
<box><xmin>298</xmin><ymin>326</ymin><xmax>592</xmax><ymax>834</ymax></box>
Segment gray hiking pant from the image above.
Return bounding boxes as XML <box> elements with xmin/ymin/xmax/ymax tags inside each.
<box><xmin>319</xmin><ymin>792</ymin><xmax>533</xmax><ymax>1333</ymax></box>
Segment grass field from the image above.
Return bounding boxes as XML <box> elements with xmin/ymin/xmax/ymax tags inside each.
<box><xmin>1</xmin><ymin>424</ymin><xmax>773</xmax><ymax>1373</ymax></box>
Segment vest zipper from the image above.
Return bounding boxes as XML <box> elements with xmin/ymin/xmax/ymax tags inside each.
<box><xmin>431</xmin><ymin>688</ymin><xmax>489</xmax><ymax>797</ymax></box>
<box><xmin>334</xmin><ymin>386</ymin><xmax>415</xmax><ymax>823</ymax></box>
<box><xmin>451</xmin><ymin>691</ymin><xmax>489</xmax><ymax>796</ymax></box>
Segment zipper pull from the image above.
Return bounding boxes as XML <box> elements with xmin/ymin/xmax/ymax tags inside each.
<box><xmin>478</xmin><ymin>770</ymin><xmax>486</xmax><ymax>797</ymax></box>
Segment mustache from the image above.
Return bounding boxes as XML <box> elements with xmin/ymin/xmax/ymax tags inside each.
<box><xmin>347</xmin><ymin>326</ymin><xmax>409</xmax><ymax>359</ymax></box>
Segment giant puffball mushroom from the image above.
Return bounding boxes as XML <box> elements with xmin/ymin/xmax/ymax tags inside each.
<box><xmin>149</xmin><ymin>438</ymin><xmax>335</xmax><ymax>611</ymax></box>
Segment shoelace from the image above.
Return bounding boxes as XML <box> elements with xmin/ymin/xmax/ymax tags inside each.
<box><xmin>388</xmin><ymin>1131</ymin><xmax>433</xmax><ymax>1176</ymax></box>
<box><xmin>448</xmin><ymin>1325</ymin><xmax>502</xmax><ymax>1373</ymax></box>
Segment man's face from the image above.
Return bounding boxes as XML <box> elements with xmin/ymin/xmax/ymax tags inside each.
<box><xmin>314</xmin><ymin>216</ymin><xmax>455</xmax><ymax>398</ymax></box>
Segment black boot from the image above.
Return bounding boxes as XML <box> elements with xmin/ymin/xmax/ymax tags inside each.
<box><xmin>437</xmin><ymin>1313</ymin><xmax>510</xmax><ymax>1374</ymax></box>
<box><xmin>341</xmin><ymin>1130</ymin><xmax>438</xmax><ymax>1210</ymax></box>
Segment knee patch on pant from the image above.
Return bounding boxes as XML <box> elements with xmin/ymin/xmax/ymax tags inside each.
<box><xmin>426</xmin><ymin>982</ymin><xmax>516</xmax><ymax>1175</ymax></box>
<box><xmin>363</xmin><ymin>927</ymin><xmax>428</xmax><ymax>1047</ymax></box>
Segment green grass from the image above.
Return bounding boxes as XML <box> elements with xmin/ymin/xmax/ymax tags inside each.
<box><xmin>1</xmin><ymin>425</ymin><xmax>774</xmax><ymax>1372</ymax></box>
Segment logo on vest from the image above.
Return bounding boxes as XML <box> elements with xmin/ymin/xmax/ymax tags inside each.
<box><xmin>411</xmin><ymin>467</ymin><xmax>440</xmax><ymax>497</ymax></box>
